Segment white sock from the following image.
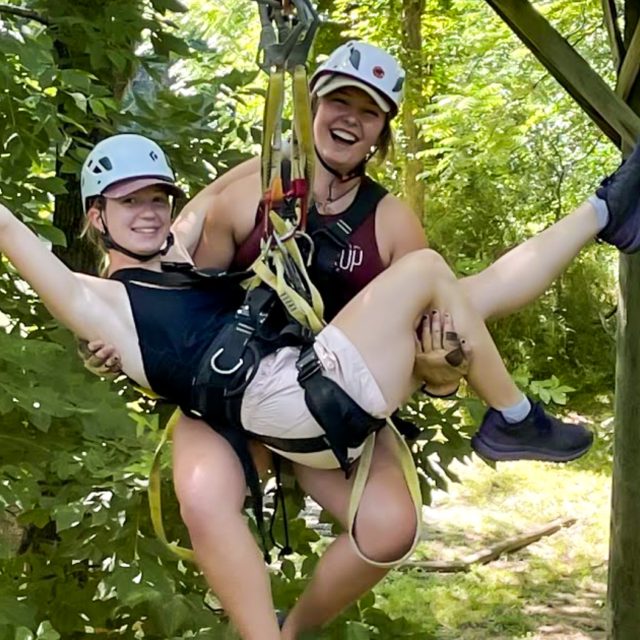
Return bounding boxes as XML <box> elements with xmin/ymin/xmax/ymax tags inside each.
<box><xmin>588</xmin><ymin>195</ymin><xmax>610</xmax><ymax>231</ymax></box>
<box><xmin>499</xmin><ymin>395</ymin><xmax>532</xmax><ymax>424</ymax></box>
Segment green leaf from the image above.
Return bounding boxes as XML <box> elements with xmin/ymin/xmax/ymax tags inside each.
<box><xmin>345</xmin><ymin>621</ymin><xmax>371</xmax><ymax>639</ymax></box>
<box><xmin>149</xmin><ymin>594</ymin><xmax>192</xmax><ymax>636</ymax></box>
<box><xmin>29</xmin><ymin>220</ymin><xmax>68</xmax><ymax>247</ymax></box>
<box><xmin>53</xmin><ymin>503</ymin><xmax>85</xmax><ymax>532</ymax></box>
<box><xmin>35</xmin><ymin>621</ymin><xmax>60</xmax><ymax>640</ymax></box>
<box><xmin>58</xmin><ymin>69</ymin><xmax>94</xmax><ymax>92</ymax></box>
<box><xmin>152</xmin><ymin>32</ymin><xmax>190</xmax><ymax>57</ymax></box>
<box><xmin>150</xmin><ymin>0</ymin><xmax>188</xmax><ymax>12</ymax></box>
<box><xmin>67</xmin><ymin>92</ymin><xmax>87</xmax><ymax>113</ymax></box>
<box><xmin>280</xmin><ymin>558</ymin><xmax>296</xmax><ymax>580</ymax></box>
<box><xmin>57</xmin><ymin>114</ymin><xmax>88</xmax><ymax>133</ymax></box>
<box><xmin>14</xmin><ymin>628</ymin><xmax>34</xmax><ymax>640</ymax></box>
<box><xmin>0</xmin><ymin>599</ymin><xmax>36</xmax><ymax>627</ymax></box>
<box><xmin>89</xmin><ymin>97</ymin><xmax>107</xmax><ymax>118</ymax></box>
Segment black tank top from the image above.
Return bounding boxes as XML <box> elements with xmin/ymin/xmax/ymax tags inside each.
<box><xmin>110</xmin><ymin>268</ymin><xmax>243</xmax><ymax>409</ymax></box>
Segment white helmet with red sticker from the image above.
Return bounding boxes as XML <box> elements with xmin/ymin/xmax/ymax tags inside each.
<box><xmin>310</xmin><ymin>41</ymin><xmax>405</xmax><ymax>116</ymax></box>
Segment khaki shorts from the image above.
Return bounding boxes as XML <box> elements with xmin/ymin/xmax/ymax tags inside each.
<box><xmin>240</xmin><ymin>324</ymin><xmax>390</xmax><ymax>468</ymax></box>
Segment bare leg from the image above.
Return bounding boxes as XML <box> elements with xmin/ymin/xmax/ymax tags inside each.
<box><xmin>331</xmin><ymin>248</ymin><xmax>524</xmax><ymax>411</ymax></box>
<box><xmin>461</xmin><ymin>201</ymin><xmax>599</xmax><ymax>320</ymax></box>
<box><xmin>281</xmin><ymin>430</ymin><xmax>416</xmax><ymax>639</ymax></box>
<box><xmin>172</xmin><ymin>414</ymin><xmax>281</xmax><ymax>640</ymax></box>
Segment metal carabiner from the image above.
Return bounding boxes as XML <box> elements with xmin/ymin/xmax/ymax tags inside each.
<box><xmin>284</xmin><ymin>0</ymin><xmax>319</xmax><ymax>69</ymax></box>
<box><xmin>255</xmin><ymin>0</ymin><xmax>318</xmax><ymax>71</ymax></box>
<box><xmin>210</xmin><ymin>348</ymin><xmax>244</xmax><ymax>375</ymax></box>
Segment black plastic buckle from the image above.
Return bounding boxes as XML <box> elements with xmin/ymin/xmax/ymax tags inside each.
<box><xmin>296</xmin><ymin>346</ymin><xmax>322</xmax><ymax>383</ymax></box>
<box><xmin>315</xmin><ymin>223</ymin><xmax>350</xmax><ymax>249</ymax></box>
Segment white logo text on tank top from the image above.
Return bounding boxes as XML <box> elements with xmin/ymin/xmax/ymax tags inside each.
<box><xmin>337</xmin><ymin>244</ymin><xmax>363</xmax><ymax>272</ymax></box>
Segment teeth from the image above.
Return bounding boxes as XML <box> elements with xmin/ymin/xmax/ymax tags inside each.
<box><xmin>331</xmin><ymin>129</ymin><xmax>357</xmax><ymax>143</ymax></box>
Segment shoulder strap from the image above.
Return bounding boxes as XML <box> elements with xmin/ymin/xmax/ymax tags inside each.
<box><xmin>307</xmin><ymin>177</ymin><xmax>388</xmax><ymax>248</ymax></box>
<box><xmin>109</xmin><ymin>263</ymin><xmax>251</xmax><ymax>289</ymax></box>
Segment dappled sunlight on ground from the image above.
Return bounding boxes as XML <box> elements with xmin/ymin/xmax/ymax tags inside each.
<box><xmin>376</xmin><ymin>456</ymin><xmax>610</xmax><ymax>639</ymax></box>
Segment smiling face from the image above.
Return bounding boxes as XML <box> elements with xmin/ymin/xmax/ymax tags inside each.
<box><xmin>313</xmin><ymin>86</ymin><xmax>387</xmax><ymax>175</ymax></box>
<box><xmin>88</xmin><ymin>185</ymin><xmax>172</xmax><ymax>259</ymax></box>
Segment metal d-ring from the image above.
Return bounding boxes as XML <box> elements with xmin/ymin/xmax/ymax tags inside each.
<box><xmin>210</xmin><ymin>348</ymin><xmax>244</xmax><ymax>375</ymax></box>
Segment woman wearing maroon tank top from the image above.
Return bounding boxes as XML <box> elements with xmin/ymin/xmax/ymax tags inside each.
<box><xmin>168</xmin><ymin>45</ymin><xmax>472</xmax><ymax>640</ymax></box>
<box><xmin>86</xmin><ymin>40</ymin><xmax>639</xmax><ymax>640</ymax></box>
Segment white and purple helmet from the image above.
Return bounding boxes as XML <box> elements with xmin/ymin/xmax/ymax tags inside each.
<box><xmin>81</xmin><ymin>133</ymin><xmax>183</xmax><ymax>212</ymax></box>
<box><xmin>310</xmin><ymin>41</ymin><xmax>405</xmax><ymax>116</ymax></box>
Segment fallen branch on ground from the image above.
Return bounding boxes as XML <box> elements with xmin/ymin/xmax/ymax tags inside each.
<box><xmin>400</xmin><ymin>516</ymin><xmax>577</xmax><ymax>573</ymax></box>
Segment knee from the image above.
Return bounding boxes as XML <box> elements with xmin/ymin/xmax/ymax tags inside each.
<box><xmin>404</xmin><ymin>249</ymin><xmax>456</xmax><ymax>284</ymax></box>
<box><xmin>173</xmin><ymin>457</ymin><xmax>245</xmax><ymax>539</ymax></box>
<box><xmin>174</xmin><ymin>466</ymin><xmax>218</xmax><ymax>535</ymax></box>
<box><xmin>418</xmin><ymin>249</ymin><xmax>454</xmax><ymax>278</ymax></box>
<box><xmin>353</xmin><ymin>495</ymin><xmax>418</xmax><ymax>564</ymax></box>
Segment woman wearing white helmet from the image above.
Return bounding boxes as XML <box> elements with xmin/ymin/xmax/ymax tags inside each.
<box><xmin>80</xmin><ymin>133</ymin><xmax>184</xmax><ymax>263</ymax></box>
<box><xmin>0</xmin><ymin>132</ymin><xmax>597</xmax><ymax>639</ymax></box>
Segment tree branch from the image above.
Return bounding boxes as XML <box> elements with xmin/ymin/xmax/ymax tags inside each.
<box><xmin>484</xmin><ymin>0</ymin><xmax>640</xmax><ymax>149</ymax></box>
<box><xmin>0</xmin><ymin>3</ymin><xmax>51</xmax><ymax>26</ymax></box>
<box><xmin>400</xmin><ymin>516</ymin><xmax>577</xmax><ymax>573</ymax></box>
<box><xmin>601</xmin><ymin>0</ymin><xmax>625</xmax><ymax>71</ymax></box>
<box><xmin>616</xmin><ymin>19</ymin><xmax>640</xmax><ymax>102</ymax></box>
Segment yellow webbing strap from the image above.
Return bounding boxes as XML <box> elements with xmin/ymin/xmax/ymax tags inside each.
<box><xmin>148</xmin><ymin>408</ymin><xmax>195</xmax><ymax>562</ymax></box>
<box><xmin>261</xmin><ymin>68</ymin><xmax>285</xmax><ymax>198</ymax></box>
<box><xmin>347</xmin><ymin>419</ymin><xmax>423</xmax><ymax>568</ymax></box>
<box><xmin>244</xmin><ymin>212</ymin><xmax>324</xmax><ymax>333</ymax></box>
<box><xmin>290</xmin><ymin>64</ymin><xmax>314</xmax><ymax>215</ymax></box>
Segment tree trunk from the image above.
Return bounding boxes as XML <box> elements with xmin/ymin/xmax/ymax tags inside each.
<box><xmin>50</xmin><ymin>37</ymin><xmax>102</xmax><ymax>274</ymax></box>
<box><xmin>50</xmin><ymin>21</ymin><xmax>133</xmax><ymax>274</ymax></box>
<box><xmin>608</xmin><ymin>5</ymin><xmax>640</xmax><ymax>637</ymax></box>
<box><xmin>400</xmin><ymin>0</ymin><xmax>426</xmax><ymax>221</ymax></box>
<box><xmin>52</xmin><ymin>172</ymin><xmax>101</xmax><ymax>274</ymax></box>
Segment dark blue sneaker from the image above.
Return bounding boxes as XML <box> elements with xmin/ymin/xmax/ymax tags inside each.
<box><xmin>471</xmin><ymin>401</ymin><xmax>593</xmax><ymax>462</ymax></box>
<box><xmin>597</xmin><ymin>141</ymin><xmax>640</xmax><ymax>253</ymax></box>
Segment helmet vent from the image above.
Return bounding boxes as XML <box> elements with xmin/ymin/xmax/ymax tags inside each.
<box><xmin>91</xmin><ymin>157</ymin><xmax>113</xmax><ymax>174</ymax></box>
<box><xmin>392</xmin><ymin>77</ymin><xmax>404</xmax><ymax>92</ymax></box>
<box><xmin>349</xmin><ymin>47</ymin><xmax>361</xmax><ymax>70</ymax></box>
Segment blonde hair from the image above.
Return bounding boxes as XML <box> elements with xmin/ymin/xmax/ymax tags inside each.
<box><xmin>81</xmin><ymin>197</ymin><xmax>110</xmax><ymax>275</ymax></box>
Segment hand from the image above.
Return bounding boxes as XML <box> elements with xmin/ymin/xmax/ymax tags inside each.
<box><xmin>414</xmin><ymin>310</ymin><xmax>471</xmax><ymax>397</ymax></box>
<box><xmin>77</xmin><ymin>339</ymin><xmax>123</xmax><ymax>378</ymax></box>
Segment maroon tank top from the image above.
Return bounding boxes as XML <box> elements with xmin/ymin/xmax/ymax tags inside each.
<box><xmin>231</xmin><ymin>176</ymin><xmax>388</xmax><ymax>320</ymax></box>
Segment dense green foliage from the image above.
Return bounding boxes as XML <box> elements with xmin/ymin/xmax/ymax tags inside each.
<box><xmin>0</xmin><ymin>0</ymin><xmax>622</xmax><ymax>637</ymax></box>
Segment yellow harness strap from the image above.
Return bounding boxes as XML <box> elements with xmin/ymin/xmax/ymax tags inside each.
<box><xmin>348</xmin><ymin>421</ymin><xmax>422</xmax><ymax>567</ymax></box>
<box><xmin>148</xmin><ymin>408</ymin><xmax>195</xmax><ymax>562</ymax></box>
<box><xmin>245</xmin><ymin>213</ymin><xmax>324</xmax><ymax>333</ymax></box>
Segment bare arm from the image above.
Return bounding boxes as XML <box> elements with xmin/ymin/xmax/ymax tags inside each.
<box><xmin>0</xmin><ymin>204</ymin><xmax>112</xmax><ymax>341</ymax></box>
<box><xmin>170</xmin><ymin>157</ymin><xmax>260</xmax><ymax>257</ymax></box>
<box><xmin>375</xmin><ymin>194</ymin><xmax>428</xmax><ymax>266</ymax></box>
<box><xmin>192</xmin><ymin>171</ymin><xmax>262</xmax><ymax>269</ymax></box>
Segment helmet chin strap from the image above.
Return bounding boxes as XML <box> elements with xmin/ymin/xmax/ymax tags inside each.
<box><xmin>99</xmin><ymin>212</ymin><xmax>174</xmax><ymax>262</ymax></box>
<box><xmin>314</xmin><ymin>144</ymin><xmax>368</xmax><ymax>182</ymax></box>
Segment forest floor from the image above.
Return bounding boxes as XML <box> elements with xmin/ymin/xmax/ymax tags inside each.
<box><xmin>372</xmin><ymin>452</ymin><xmax>610</xmax><ymax>639</ymax></box>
